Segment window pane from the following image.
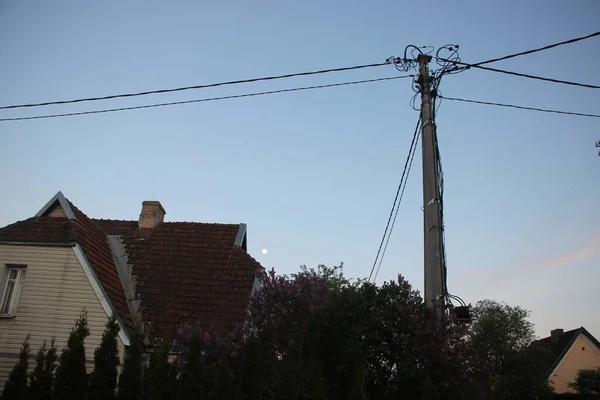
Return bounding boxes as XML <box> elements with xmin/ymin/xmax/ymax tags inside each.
<box><xmin>0</xmin><ymin>279</ymin><xmax>16</xmax><ymax>314</ymax></box>
<box><xmin>8</xmin><ymin>269</ymin><xmax>18</xmax><ymax>280</ymax></box>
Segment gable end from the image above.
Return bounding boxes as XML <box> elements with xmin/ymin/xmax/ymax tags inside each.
<box><xmin>35</xmin><ymin>191</ymin><xmax>77</xmax><ymax>220</ymax></box>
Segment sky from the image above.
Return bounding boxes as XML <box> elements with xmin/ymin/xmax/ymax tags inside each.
<box><xmin>1</xmin><ymin>1</ymin><xmax>599</xmax><ymax>339</ymax></box>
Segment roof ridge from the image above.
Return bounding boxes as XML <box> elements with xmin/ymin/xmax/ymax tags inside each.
<box><xmin>92</xmin><ymin>218</ymin><xmax>241</xmax><ymax>226</ymax></box>
<box><xmin>537</xmin><ymin>327</ymin><xmax>583</xmax><ymax>341</ymax></box>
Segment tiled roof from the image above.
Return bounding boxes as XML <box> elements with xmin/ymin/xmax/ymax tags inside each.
<box><xmin>0</xmin><ymin>217</ymin><xmax>71</xmax><ymax>243</ymax></box>
<box><xmin>68</xmin><ymin>203</ymin><xmax>135</xmax><ymax>333</ymax></box>
<box><xmin>535</xmin><ymin>327</ymin><xmax>600</xmax><ymax>376</ymax></box>
<box><xmin>0</xmin><ymin>196</ymin><xmax>263</xmax><ymax>343</ymax></box>
<box><xmin>93</xmin><ymin>220</ymin><xmax>262</xmax><ymax>342</ymax></box>
<box><xmin>0</xmin><ymin>207</ymin><xmax>135</xmax><ymax>334</ymax></box>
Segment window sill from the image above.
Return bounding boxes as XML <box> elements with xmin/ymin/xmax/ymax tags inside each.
<box><xmin>0</xmin><ymin>314</ymin><xmax>15</xmax><ymax>319</ymax></box>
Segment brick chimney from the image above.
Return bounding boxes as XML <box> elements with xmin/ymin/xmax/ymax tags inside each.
<box><xmin>551</xmin><ymin>328</ymin><xmax>564</xmax><ymax>345</ymax></box>
<box><xmin>138</xmin><ymin>201</ymin><xmax>166</xmax><ymax>229</ymax></box>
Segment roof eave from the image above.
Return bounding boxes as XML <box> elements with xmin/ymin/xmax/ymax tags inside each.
<box><xmin>0</xmin><ymin>241</ymin><xmax>75</xmax><ymax>247</ymax></box>
<box><xmin>72</xmin><ymin>243</ymin><xmax>132</xmax><ymax>346</ymax></box>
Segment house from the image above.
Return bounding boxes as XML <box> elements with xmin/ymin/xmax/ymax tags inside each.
<box><xmin>0</xmin><ymin>192</ymin><xmax>263</xmax><ymax>385</ymax></box>
<box><xmin>536</xmin><ymin>327</ymin><xmax>600</xmax><ymax>394</ymax></box>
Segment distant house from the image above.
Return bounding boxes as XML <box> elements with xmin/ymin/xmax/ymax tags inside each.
<box><xmin>0</xmin><ymin>192</ymin><xmax>263</xmax><ymax>385</ymax></box>
<box><xmin>536</xmin><ymin>327</ymin><xmax>600</xmax><ymax>394</ymax></box>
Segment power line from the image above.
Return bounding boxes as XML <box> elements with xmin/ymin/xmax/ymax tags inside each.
<box><xmin>436</xmin><ymin>31</ymin><xmax>600</xmax><ymax>88</ymax></box>
<box><xmin>0</xmin><ymin>75</ymin><xmax>413</xmax><ymax>122</ymax></box>
<box><xmin>369</xmin><ymin>116</ymin><xmax>421</xmax><ymax>283</ymax></box>
<box><xmin>4</xmin><ymin>31</ymin><xmax>598</xmax><ymax>111</ymax></box>
<box><xmin>438</xmin><ymin>95</ymin><xmax>600</xmax><ymax>118</ymax></box>
<box><xmin>0</xmin><ymin>61</ymin><xmax>392</xmax><ymax>110</ymax></box>
<box><xmin>373</xmin><ymin>117</ymin><xmax>421</xmax><ymax>282</ymax></box>
<box><xmin>450</xmin><ymin>62</ymin><xmax>600</xmax><ymax>89</ymax></box>
<box><xmin>472</xmin><ymin>30</ymin><xmax>600</xmax><ymax>67</ymax></box>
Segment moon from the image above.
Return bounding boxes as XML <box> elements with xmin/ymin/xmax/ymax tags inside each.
<box><xmin>261</xmin><ymin>249</ymin><xmax>268</xmax><ymax>255</ymax></box>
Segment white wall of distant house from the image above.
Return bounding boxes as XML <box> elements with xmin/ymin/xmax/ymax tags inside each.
<box><xmin>0</xmin><ymin>244</ymin><xmax>125</xmax><ymax>385</ymax></box>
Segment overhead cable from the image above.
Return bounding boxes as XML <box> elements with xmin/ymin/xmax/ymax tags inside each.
<box><xmin>448</xmin><ymin>62</ymin><xmax>600</xmax><ymax>89</ymax></box>
<box><xmin>0</xmin><ymin>75</ymin><xmax>412</xmax><ymax>122</ymax></box>
<box><xmin>372</xmin><ymin>116</ymin><xmax>421</xmax><ymax>283</ymax></box>
<box><xmin>438</xmin><ymin>95</ymin><xmax>600</xmax><ymax>119</ymax></box>
<box><xmin>0</xmin><ymin>61</ymin><xmax>392</xmax><ymax>110</ymax></box>
<box><xmin>470</xmin><ymin>30</ymin><xmax>600</xmax><ymax>67</ymax></box>
<box><xmin>369</xmin><ymin>116</ymin><xmax>421</xmax><ymax>283</ymax></box>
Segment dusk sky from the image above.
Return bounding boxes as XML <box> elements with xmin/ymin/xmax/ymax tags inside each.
<box><xmin>1</xmin><ymin>1</ymin><xmax>599</xmax><ymax>339</ymax></box>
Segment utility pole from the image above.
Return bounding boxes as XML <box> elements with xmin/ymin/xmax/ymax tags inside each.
<box><xmin>596</xmin><ymin>140</ymin><xmax>600</xmax><ymax>156</ymax></box>
<box><xmin>418</xmin><ymin>54</ymin><xmax>445</xmax><ymax>322</ymax></box>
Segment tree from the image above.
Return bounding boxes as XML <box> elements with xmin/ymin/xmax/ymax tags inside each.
<box><xmin>53</xmin><ymin>312</ymin><xmax>90</xmax><ymax>400</ymax></box>
<box><xmin>568</xmin><ymin>367</ymin><xmax>600</xmax><ymax>397</ymax></box>
<box><xmin>88</xmin><ymin>316</ymin><xmax>120</xmax><ymax>400</ymax></box>
<box><xmin>0</xmin><ymin>335</ymin><xmax>30</xmax><ymax>400</ymax></box>
<box><xmin>116</xmin><ymin>334</ymin><xmax>143</xmax><ymax>400</ymax></box>
<box><xmin>144</xmin><ymin>342</ymin><xmax>175</xmax><ymax>400</ymax></box>
<box><xmin>244</xmin><ymin>266</ymin><xmax>464</xmax><ymax>399</ymax></box>
<box><xmin>176</xmin><ymin>335</ymin><xmax>209</xmax><ymax>400</ymax></box>
<box><xmin>231</xmin><ymin>334</ymin><xmax>273</xmax><ymax>400</ymax></box>
<box><xmin>28</xmin><ymin>339</ymin><xmax>58</xmax><ymax>400</ymax></box>
<box><xmin>175</xmin><ymin>265</ymin><xmax>556</xmax><ymax>399</ymax></box>
<box><xmin>176</xmin><ymin>332</ymin><xmax>234</xmax><ymax>400</ymax></box>
<box><xmin>463</xmin><ymin>300</ymin><xmax>551</xmax><ymax>400</ymax></box>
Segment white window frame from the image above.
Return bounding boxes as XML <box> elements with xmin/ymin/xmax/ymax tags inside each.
<box><xmin>0</xmin><ymin>265</ymin><xmax>27</xmax><ymax>316</ymax></box>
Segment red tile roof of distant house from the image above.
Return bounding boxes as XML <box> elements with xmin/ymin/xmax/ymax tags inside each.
<box><xmin>94</xmin><ymin>219</ymin><xmax>262</xmax><ymax>341</ymax></box>
<box><xmin>0</xmin><ymin>192</ymin><xmax>263</xmax><ymax>343</ymax></box>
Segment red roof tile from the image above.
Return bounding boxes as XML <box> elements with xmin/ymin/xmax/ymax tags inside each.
<box><xmin>0</xmin><ymin>217</ymin><xmax>71</xmax><ymax>243</ymax></box>
<box><xmin>94</xmin><ymin>220</ymin><xmax>262</xmax><ymax>341</ymax></box>
<box><xmin>1</xmin><ymin>198</ymin><xmax>263</xmax><ymax>343</ymax></box>
<box><xmin>67</xmin><ymin>203</ymin><xmax>135</xmax><ymax>333</ymax></box>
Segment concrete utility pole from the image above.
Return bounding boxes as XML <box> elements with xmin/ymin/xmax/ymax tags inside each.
<box><xmin>418</xmin><ymin>54</ymin><xmax>445</xmax><ymax>322</ymax></box>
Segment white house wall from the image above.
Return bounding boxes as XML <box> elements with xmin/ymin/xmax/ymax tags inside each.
<box><xmin>0</xmin><ymin>244</ymin><xmax>124</xmax><ymax>386</ymax></box>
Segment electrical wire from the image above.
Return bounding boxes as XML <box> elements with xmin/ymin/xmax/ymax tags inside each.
<box><xmin>470</xmin><ymin>30</ymin><xmax>600</xmax><ymax>67</ymax></box>
<box><xmin>446</xmin><ymin>62</ymin><xmax>600</xmax><ymax>89</ymax></box>
<box><xmin>372</xmin><ymin>116</ymin><xmax>421</xmax><ymax>282</ymax></box>
<box><xmin>429</xmin><ymin>75</ymin><xmax>467</xmax><ymax>309</ymax></box>
<box><xmin>434</xmin><ymin>31</ymin><xmax>600</xmax><ymax>89</ymax></box>
<box><xmin>438</xmin><ymin>95</ymin><xmax>600</xmax><ymax>118</ymax></box>
<box><xmin>0</xmin><ymin>61</ymin><xmax>393</xmax><ymax>110</ymax></box>
<box><xmin>368</xmin><ymin>116</ymin><xmax>421</xmax><ymax>283</ymax></box>
<box><xmin>0</xmin><ymin>75</ymin><xmax>413</xmax><ymax>122</ymax></box>
<box><xmin>437</xmin><ymin>31</ymin><xmax>600</xmax><ymax>72</ymax></box>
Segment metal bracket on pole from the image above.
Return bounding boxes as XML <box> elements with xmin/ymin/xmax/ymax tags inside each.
<box><xmin>427</xmin><ymin>198</ymin><xmax>439</xmax><ymax>207</ymax></box>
